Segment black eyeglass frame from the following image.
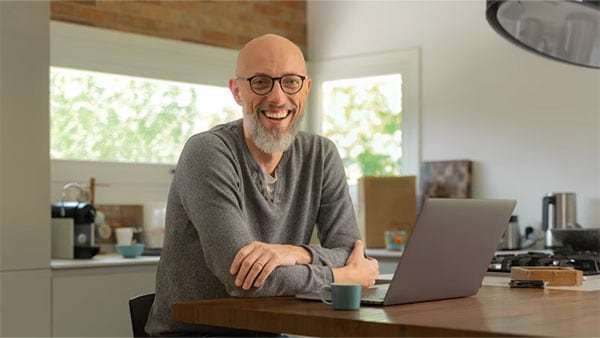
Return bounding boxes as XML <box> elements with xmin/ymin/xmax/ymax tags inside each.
<box><xmin>236</xmin><ymin>74</ymin><xmax>308</xmax><ymax>95</ymax></box>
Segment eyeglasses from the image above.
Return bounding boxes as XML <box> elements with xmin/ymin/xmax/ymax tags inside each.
<box><xmin>236</xmin><ymin>74</ymin><xmax>307</xmax><ymax>95</ymax></box>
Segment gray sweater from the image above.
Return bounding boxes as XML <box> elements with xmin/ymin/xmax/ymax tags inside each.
<box><xmin>146</xmin><ymin>119</ymin><xmax>360</xmax><ymax>335</ymax></box>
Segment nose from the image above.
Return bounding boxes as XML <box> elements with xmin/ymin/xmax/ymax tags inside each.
<box><xmin>265</xmin><ymin>79</ymin><xmax>288</xmax><ymax>103</ymax></box>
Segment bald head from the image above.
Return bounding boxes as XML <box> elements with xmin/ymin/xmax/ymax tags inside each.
<box><xmin>236</xmin><ymin>34</ymin><xmax>307</xmax><ymax>77</ymax></box>
<box><xmin>229</xmin><ymin>34</ymin><xmax>311</xmax><ymax>156</ymax></box>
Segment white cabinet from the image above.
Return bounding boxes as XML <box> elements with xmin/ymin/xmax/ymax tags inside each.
<box><xmin>0</xmin><ymin>270</ymin><xmax>52</xmax><ymax>337</ymax></box>
<box><xmin>0</xmin><ymin>1</ymin><xmax>51</xmax><ymax>272</ymax></box>
<box><xmin>0</xmin><ymin>2</ymin><xmax>52</xmax><ymax>337</ymax></box>
<box><xmin>52</xmin><ymin>260</ymin><xmax>157</xmax><ymax>337</ymax></box>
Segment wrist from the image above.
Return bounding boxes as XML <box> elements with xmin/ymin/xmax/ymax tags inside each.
<box><xmin>294</xmin><ymin>245</ymin><xmax>312</xmax><ymax>265</ymax></box>
<box><xmin>331</xmin><ymin>266</ymin><xmax>349</xmax><ymax>283</ymax></box>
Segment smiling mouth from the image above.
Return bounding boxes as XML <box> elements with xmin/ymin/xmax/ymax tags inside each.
<box><xmin>260</xmin><ymin>107</ymin><xmax>294</xmax><ymax>121</ymax></box>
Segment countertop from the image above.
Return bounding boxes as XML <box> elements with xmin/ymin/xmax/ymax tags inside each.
<box><xmin>51</xmin><ymin>249</ymin><xmax>396</xmax><ymax>270</ymax></box>
<box><xmin>366</xmin><ymin>248</ymin><xmax>554</xmax><ymax>258</ymax></box>
<box><xmin>50</xmin><ymin>249</ymin><xmax>551</xmax><ymax>270</ymax></box>
<box><xmin>51</xmin><ymin>254</ymin><xmax>160</xmax><ymax>270</ymax></box>
<box><xmin>365</xmin><ymin>248</ymin><xmax>404</xmax><ymax>258</ymax></box>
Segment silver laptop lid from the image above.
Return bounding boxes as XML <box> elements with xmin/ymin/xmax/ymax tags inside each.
<box><xmin>383</xmin><ymin>198</ymin><xmax>516</xmax><ymax>305</ymax></box>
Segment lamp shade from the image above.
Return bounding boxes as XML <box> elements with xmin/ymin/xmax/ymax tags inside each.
<box><xmin>486</xmin><ymin>0</ymin><xmax>599</xmax><ymax>68</ymax></box>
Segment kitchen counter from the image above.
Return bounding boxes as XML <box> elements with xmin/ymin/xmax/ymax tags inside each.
<box><xmin>366</xmin><ymin>248</ymin><xmax>553</xmax><ymax>258</ymax></box>
<box><xmin>51</xmin><ymin>253</ymin><xmax>159</xmax><ymax>269</ymax></box>
<box><xmin>366</xmin><ymin>248</ymin><xmax>558</xmax><ymax>274</ymax></box>
<box><xmin>365</xmin><ymin>248</ymin><xmax>403</xmax><ymax>258</ymax></box>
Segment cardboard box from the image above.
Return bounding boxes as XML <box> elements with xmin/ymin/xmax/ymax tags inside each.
<box><xmin>357</xmin><ymin>176</ymin><xmax>417</xmax><ymax>248</ymax></box>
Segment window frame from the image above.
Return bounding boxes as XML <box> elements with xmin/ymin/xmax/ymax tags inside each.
<box><xmin>306</xmin><ymin>49</ymin><xmax>421</xmax><ymax>176</ymax></box>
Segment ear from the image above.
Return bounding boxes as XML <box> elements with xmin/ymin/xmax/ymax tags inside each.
<box><xmin>298</xmin><ymin>77</ymin><xmax>312</xmax><ymax>101</ymax></box>
<box><xmin>229</xmin><ymin>78</ymin><xmax>243</xmax><ymax>105</ymax></box>
<box><xmin>304</xmin><ymin>77</ymin><xmax>312</xmax><ymax>95</ymax></box>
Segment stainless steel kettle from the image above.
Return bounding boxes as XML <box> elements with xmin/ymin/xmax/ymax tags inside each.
<box><xmin>498</xmin><ymin>215</ymin><xmax>521</xmax><ymax>250</ymax></box>
<box><xmin>542</xmin><ymin>192</ymin><xmax>578</xmax><ymax>248</ymax></box>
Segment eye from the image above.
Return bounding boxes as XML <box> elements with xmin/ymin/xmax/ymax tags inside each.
<box><xmin>282</xmin><ymin>76</ymin><xmax>301</xmax><ymax>87</ymax></box>
<box><xmin>251</xmin><ymin>77</ymin><xmax>271</xmax><ymax>89</ymax></box>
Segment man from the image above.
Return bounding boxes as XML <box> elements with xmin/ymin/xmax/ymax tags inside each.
<box><xmin>146</xmin><ymin>34</ymin><xmax>379</xmax><ymax>336</ymax></box>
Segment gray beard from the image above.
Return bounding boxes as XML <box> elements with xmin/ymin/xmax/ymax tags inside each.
<box><xmin>244</xmin><ymin>110</ymin><xmax>302</xmax><ymax>154</ymax></box>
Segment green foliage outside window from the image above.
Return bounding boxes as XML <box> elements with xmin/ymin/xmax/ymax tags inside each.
<box><xmin>322</xmin><ymin>75</ymin><xmax>403</xmax><ymax>181</ymax></box>
<box><xmin>50</xmin><ymin>67</ymin><xmax>239</xmax><ymax>164</ymax></box>
<box><xmin>50</xmin><ymin>68</ymin><xmax>402</xmax><ymax>178</ymax></box>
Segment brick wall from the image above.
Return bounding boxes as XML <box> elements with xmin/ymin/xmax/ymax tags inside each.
<box><xmin>50</xmin><ymin>0</ymin><xmax>307</xmax><ymax>53</ymax></box>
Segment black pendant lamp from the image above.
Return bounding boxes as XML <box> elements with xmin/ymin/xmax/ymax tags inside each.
<box><xmin>486</xmin><ymin>0</ymin><xmax>600</xmax><ymax>68</ymax></box>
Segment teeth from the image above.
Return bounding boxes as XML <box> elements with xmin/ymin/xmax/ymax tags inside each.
<box><xmin>263</xmin><ymin>110</ymin><xmax>289</xmax><ymax>120</ymax></box>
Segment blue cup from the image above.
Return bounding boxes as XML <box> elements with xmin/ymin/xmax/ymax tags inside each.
<box><xmin>385</xmin><ymin>230</ymin><xmax>407</xmax><ymax>253</ymax></box>
<box><xmin>319</xmin><ymin>283</ymin><xmax>361</xmax><ymax>310</ymax></box>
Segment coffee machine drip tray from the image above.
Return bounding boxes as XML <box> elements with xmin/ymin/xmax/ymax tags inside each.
<box><xmin>74</xmin><ymin>246</ymin><xmax>100</xmax><ymax>259</ymax></box>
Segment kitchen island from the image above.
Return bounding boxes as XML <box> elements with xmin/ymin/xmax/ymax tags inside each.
<box><xmin>173</xmin><ymin>284</ymin><xmax>600</xmax><ymax>337</ymax></box>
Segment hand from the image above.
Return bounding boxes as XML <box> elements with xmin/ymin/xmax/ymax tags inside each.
<box><xmin>332</xmin><ymin>240</ymin><xmax>379</xmax><ymax>288</ymax></box>
<box><xmin>229</xmin><ymin>241</ymin><xmax>311</xmax><ymax>290</ymax></box>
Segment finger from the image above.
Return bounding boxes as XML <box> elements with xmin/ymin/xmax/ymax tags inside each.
<box><xmin>354</xmin><ymin>239</ymin><xmax>364</xmax><ymax>252</ymax></box>
<box><xmin>230</xmin><ymin>243</ymin><xmax>254</xmax><ymax>275</ymax></box>
<box><xmin>253</xmin><ymin>261</ymin><xmax>275</xmax><ymax>287</ymax></box>
<box><xmin>235</xmin><ymin>257</ymin><xmax>254</xmax><ymax>287</ymax></box>
<box><xmin>348</xmin><ymin>240</ymin><xmax>364</xmax><ymax>261</ymax></box>
<box><xmin>242</xmin><ymin>260</ymin><xmax>266</xmax><ymax>290</ymax></box>
<box><xmin>235</xmin><ymin>252</ymin><xmax>265</xmax><ymax>287</ymax></box>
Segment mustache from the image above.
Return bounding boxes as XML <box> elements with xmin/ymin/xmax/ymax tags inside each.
<box><xmin>255</xmin><ymin>103</ymin><xmax>297</xmax><ymax>113</ymax></box>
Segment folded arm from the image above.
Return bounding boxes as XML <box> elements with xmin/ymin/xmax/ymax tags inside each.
<box><xmin>231</xmin><ymin>239</ymin><xmax>379</xmax><ymax>290</ymax></box>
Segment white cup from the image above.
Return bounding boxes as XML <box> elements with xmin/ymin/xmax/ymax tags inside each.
<box><xmin>143</xmin><ymin>202</ymin><xmax>166</xmax><ymax>248</ymax></box>
<box><xmin>115</xmin><ymin>227</ymin><xmax>134</xmax><ymax>245</ymax></box>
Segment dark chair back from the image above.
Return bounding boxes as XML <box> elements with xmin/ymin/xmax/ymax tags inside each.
<box><xmin>129</xmin><ymin>292</ymin><xmax>155</xmax><ymax>337</ymax></box>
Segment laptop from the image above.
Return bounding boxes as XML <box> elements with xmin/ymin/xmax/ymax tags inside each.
<box><xmin>297</xmin><ymin>198</ymin><xmax>516</xmax><ymax>306</ymax></box>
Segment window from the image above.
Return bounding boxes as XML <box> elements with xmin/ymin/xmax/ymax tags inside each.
<box><xmin>51</xmin><ymin>67</ymin><xmax>240</xmax><ymax>164</ymax></box>
<box><xmin>308</xmin><ymin>49</ymin><xmax>421</xmax><ymax>182</ymax></box>
<box><xmin>321</xmin><ymin>74</ymin><xmax>403</xmax><ymax>182</ymax></box>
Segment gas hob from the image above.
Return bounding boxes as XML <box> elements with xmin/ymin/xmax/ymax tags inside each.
<box><xmin>488</xmin><ymin>250</ymin><xmax>600</xmax><ymax>276</ymax></box>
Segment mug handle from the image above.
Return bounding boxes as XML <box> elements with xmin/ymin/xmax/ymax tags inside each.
<box><xmin>319</xmin><ymin>285</ymin><xmax>332</xmax><ymax>305</ymax></box>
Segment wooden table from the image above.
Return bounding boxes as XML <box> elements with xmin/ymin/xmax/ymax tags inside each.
<box><xmin>173</xmin><ymin>285</ymin><xmax>600</xmax><ymax>337</ymax></box>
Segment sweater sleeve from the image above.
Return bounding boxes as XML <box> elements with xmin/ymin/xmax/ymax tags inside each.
<box><xmin>174</xmin><ymin>133</ymin><xmax>335</xmax><ymax>296</ymax></box>
<box><xmin>302</xmin><ymin>137</ymin><xmax>362</xmax><ymax>269</ymax></box>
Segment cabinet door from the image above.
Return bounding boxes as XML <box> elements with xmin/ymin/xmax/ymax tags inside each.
<box><xmin>1</xmin><ymin>270</ymin><xmax>51</xmax><ymax>337</ymax></box>
<box><xmin>52</xmin><ymin>265</ymin><xmax>156</xmax><ymax>337</ymax></box>
<box><xmin>0</xmin><ymin>0</ymin><xmax>51</xmax><ymax>272</ymax></box>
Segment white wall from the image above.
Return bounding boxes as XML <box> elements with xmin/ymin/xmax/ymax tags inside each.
<box><xmin>307</xmin><ymin>1</ymin><xmax>600</xmax><ymax>231</ymax></box>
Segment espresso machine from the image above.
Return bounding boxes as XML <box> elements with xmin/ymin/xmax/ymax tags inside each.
<box><xmin>542</xmin><ymin>192</ymin><xmax>578</xmax><ymax>249</ymax></box>
<box><xmin>51</xmin><ymin>183</ymin><xmax>100</xmax><ymax>259</ymax></box>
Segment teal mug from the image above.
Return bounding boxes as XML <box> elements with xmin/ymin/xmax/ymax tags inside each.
<box><xmin>319</xmin><ymin>283</ymin><xmax>361</xmax><ymax>310</ymax></box>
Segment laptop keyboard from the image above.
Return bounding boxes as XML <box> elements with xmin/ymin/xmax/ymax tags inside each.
<box><xmin>361</xmin><ymin>284</ymin><xmax>389</xmax><ymax>304</ymax></box>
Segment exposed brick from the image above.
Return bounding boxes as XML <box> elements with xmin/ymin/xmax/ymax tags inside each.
<box><xmin>50</xmin><ymin>0</ymin><xmax>307</xmax><ymax>51</ymax></box>
<box><xmin>50</xmin><ymin>2</ymin><xmax>77</xmax><ymax>19</ymax></box>
<box><xmin>72</xmin><ymin>6</ymin><xmax>111</xmax><ymax>25</ymax></box>
<box><xmin>69</xmin><ymin>0</ymin><xmax>97</xmax><ymax>7</ymax></box>
<box><xmin>252</xmin><ymin>2</ymin><xmax>283</xmax><ymax>17</ymax></box>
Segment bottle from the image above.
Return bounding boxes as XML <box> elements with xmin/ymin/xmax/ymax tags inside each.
<box><xmin>499</xmin><ymin>215</ymin><xmax>521</xmax><ymax>250</ymax></box>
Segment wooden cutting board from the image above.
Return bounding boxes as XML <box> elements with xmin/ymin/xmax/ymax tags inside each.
<box><xmin>95</xmin><ymin>204</ymin><xmax>143</xmax><ymax>243</ymax></box>
<box><xmin>510</xmin><ymin>267</ymin><xmax>583</xmax><ymax>286</ymax></box>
